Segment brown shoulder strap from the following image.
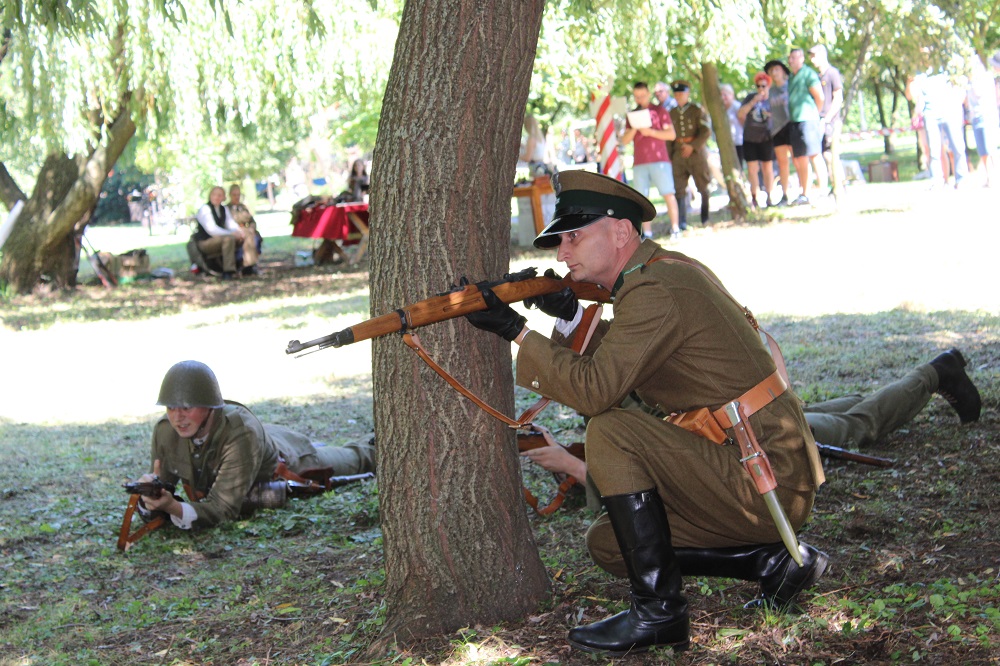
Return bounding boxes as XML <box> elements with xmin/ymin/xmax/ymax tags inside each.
<box><xmin>402</xmin><ymin>303</ymin><xmax>603</xmax><ymax>429</ymax></box>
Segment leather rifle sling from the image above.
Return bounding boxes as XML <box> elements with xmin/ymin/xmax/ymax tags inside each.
<box><xmin>117</xmin><ymin>494</ymin><xmax>167</xmax><ymax>552</ymax></box>
<box><xmin>402</xmin><ymin>303</ymin><xmax>603</xmax><ymax>514</ymax></box>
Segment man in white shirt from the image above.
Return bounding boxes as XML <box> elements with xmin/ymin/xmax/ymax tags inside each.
<box><xmin>194</xmin><ymin>186</ymin><xmax>250</xmax><ymax>279</ymax></box>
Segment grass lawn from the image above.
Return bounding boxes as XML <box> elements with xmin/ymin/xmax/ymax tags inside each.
<box><xmin>0</xmin><ymin>179</ymin><xmax>997</xmax><ymax>665</ymax></box>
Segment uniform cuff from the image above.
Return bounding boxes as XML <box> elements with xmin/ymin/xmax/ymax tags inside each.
<box><xmin>170</xmin><ymin>502</ymin><xmax>198</xmax><ymax>530</ymax></box>
<box><xmin>553</xmin><ymin>304</ymin><xmax>584</xmax><ymax>337</ymax></box>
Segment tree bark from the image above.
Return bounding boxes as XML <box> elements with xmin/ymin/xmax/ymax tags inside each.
<box><xmin>842</xmin><ymin>3</ymin><xmax>878</xmax><ymax>122</ymax></box>
<box><xmin>368</xmin><ymin>0</ymin><xmax>549</xmax><ymax>649</ymax></box>
<box><xmin>0</xmin><ymin>106</ymin><xmax>135</xmax><ymax>293</ymax></box>
<box><xmin>701</xmin><ymin>62</ymin><xmax>748</xmax><ymax>222</ymax></box>
<box><xmin>872</xmin><ymin>78</ymin><xmax>893</xmax><ymax>155</ymax></box>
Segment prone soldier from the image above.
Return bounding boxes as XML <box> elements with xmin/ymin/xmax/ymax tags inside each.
<box><xmin>136</xmin><ymin>360</ymin><xmax>376</xmax><ymax>530</ymax></box>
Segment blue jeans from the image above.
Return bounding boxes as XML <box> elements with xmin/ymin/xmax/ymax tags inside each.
<box><xmin>925</xmin><ymin>114</ymin><xmax>969</xmax><ymax>184</ymax></box>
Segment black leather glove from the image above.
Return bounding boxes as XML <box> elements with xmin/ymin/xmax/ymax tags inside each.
<box><xmin>523</xmin><ymin>268</ymin><xmax>579</xmax><ymax>320</ymax></box>
<box><xmin>465</xmin><ymin>286</ymin><xmax>527</xmax><ymax>342</ymax></box>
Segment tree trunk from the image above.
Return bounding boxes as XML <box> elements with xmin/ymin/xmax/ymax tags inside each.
<box><xmin>368</xmin><ymin>0</ymin><xmax>549</xmax><ymax>649</ymax></box>
<box><xmin>700</xmin><ymin>62</ymin><xmax>748</xmax><ymax>222</ymax></box>
<box><xmin>842</xmin><ymin>3</ymin><xmax>878</xmax><ymax>122</ymax></box>
<box><xmin>872</xmin><ymin>79</ymin><xmax>893</xmax><ymax>155</ymax></box>
<box><xmin>0</xmin><ymin>107</ymin><xmax>135</xmax><ymax>293</ymax></box>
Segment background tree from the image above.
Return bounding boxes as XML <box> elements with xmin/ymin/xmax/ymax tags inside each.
<box><xmin>368</xmin><ymin>0</ymin><xmax>550</xmax><ymax>648</ymax></box>
<box><xmin>0</xmin><ymin>0</ymin><xmax>398</xmax><ymax>293</ymax></box>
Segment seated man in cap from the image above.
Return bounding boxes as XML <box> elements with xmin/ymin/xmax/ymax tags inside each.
<box><xmin>465</xmin><ymin>170</ymin><xmax>826</xmax><ymax>656</ymax></box>
<box><xmin>138</xmin><ymin>360</ymin><xmax>376</xmax><ymax>530</ymax></box>
<box><xmin>668</xmin><ymin>80</ymin><xmax>713</xmax><ymax>227</ymax></box>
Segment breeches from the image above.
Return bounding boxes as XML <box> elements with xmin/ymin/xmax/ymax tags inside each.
<box><xmin>296</xmin><ymin>438</ymin><xmax>376</xmax><ymax>476</ymax></box>
<box><xmin>584</xmin><ymin>408</ymin><xmax>815</xmax><ymax>576</ymax></box>
<box><xmin>804</xmin><ymin>365</ymin><xmax>935</xmax><ymax>448</ymax></box>
<box><xmin>671</xmin><ymin>151</ymin><xmax>712</xmax><ymax>193</ymax></box>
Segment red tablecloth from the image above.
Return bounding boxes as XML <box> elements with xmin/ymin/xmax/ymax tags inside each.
<box><xmin>291</xmin><ymin>202</ymin><xmax>368</xmax><ymax>244</ymax></box>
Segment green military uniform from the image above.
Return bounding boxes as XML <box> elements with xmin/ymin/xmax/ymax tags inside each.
<box><xmin>668</xmin><ymin>103</ymin><xmax>712</xmax><ymax>202</ymax></box>
<box><xmin>805</xmin><ymin>364</ymin><xmax>937</xmax><ymax>448</ymax></box>
<box><xmin>516</xmin><ymin>241</ymin><xmax>825</xmax><ymax>574</ymax></box>
<box><xmin>151</xmin><ymin>400</ymin><xmax>375</xmax><ymax>528</ymax></box>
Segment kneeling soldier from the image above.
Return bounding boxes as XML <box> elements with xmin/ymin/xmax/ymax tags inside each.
<box><xmin>466</xmin><ymin>170</ymin><xmax>827</xmax><ymax>655</ymax></box>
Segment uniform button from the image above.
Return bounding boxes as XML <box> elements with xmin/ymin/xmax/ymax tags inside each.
<box><xmin>531</xmin><ymin>379</ymin><xmax>540</xmax><ymax>389</ymax></box>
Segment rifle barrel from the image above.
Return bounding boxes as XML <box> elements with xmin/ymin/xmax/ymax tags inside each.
<box><xmin>286</xmin><ymin>270</ymin><xmax>611</xmax><ymax>355</ymax></box>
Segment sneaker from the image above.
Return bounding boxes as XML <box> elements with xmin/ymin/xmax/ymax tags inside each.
<box><xmin>669</xmin><ymin>229</ymin><xmax>682</xmax><ymax>242</ymax></box>
<box><xmin>775</xmin><ymin>195</ymin><xmax>789</xmax><ymax>207</ymax></box>
<box><xmin>929</xmin><ymin>349</ymin><xmax>982</xmax><ymax>423</ymax></box>
<box><xmin>242</xmin><ymin>265</ymin><xmax>261</xmax><ymax>276</ymax></box>
<box><xmin>221</xmin><ymin>271</ymin><xmax>235</xmax><ymax>281</ymax></box>
<box><xmin>791</xmin><ymin>195</ymin><xmax>810</xmax><ymax>206</ymax></box>
<box><xmin>765</xmin><ymin>197</ymin><xmax>773</xmax><ymax>208</ymax></box>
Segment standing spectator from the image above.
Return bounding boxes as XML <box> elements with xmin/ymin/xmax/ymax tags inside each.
<box><xmin>558</xmin><ymin>128</ymin><xmax>573</xmax><ymax>165</ymax></box>
<box><xmin>668</xmin><ymin>80</ymin><xmax>713</xmax><ymax>227</ymax></box>
<box><xmin>521</xmin><ymin>114</ymin><xmax>550</xmax><ymax>177</ymax></box>
<box><xmin>572</xmin><ymin>129</ymin><xmax>592</xmax><ymax>164</ymax></box>
<box><xmin>719</xmin><ymin>83</ymin><xmax>745</xmax><ymax>167</ymax></box>
<box><xmin>910</xmin><ymin>67</ymin><xmax>970</xmax><ymax>188</ymax></box>
<box><xmin>966</xmin><ymin>56</ymin><xmax>999</xmax><ymax>187</ymax></box>
<box><xmin>738</xmin><ymin>72</ymin><xmax>776</xmax><ymax>208</ymax></box>
<box><xmin>787</xmin><ymin>47</ymin><xmax>825</xmax><ymax>205</ymax></box>
<box><xmin>653</xmin><ymin>81</ymin><xmax>678</xmax><ymax>111</ymax></box>
<box><xmin>809</xmin><ymin>45</ymin><xmax>844</xmax><ymax>196</ymax></box>
<box><xmin>347</xmin><ymin>159</ymin><xmax>370</xmax><ymax>202</ymax></box>
<box><xmin>620</xmin><ymin>81</ymin><xmax>681</xmax><ymax>239</ymax></box>
<box><xmin>764</xmin><ymin>60</ymin><xmax>793</xmax><ymax>206</ymax></box>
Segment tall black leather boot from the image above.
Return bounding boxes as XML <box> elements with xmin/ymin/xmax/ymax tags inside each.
<box><xmin>674</xmin><ymin>542</ymin><xmax>829</xmax><ymax>611</ymax></box>
<box><xmin>568</xmin><ymin>489</ymin><xmax>689</xmax><ymax>655</ymax></box>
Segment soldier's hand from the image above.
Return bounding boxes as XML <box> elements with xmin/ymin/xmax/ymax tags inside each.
<box><xmin>521</xmin><ymin>445</ymin><xmax>587</xmax><ymax>480</ymax></box>
<box><xmin>465</xmin><ymin>286</ymin><xmax>527</xmax><ymax>342</ymax></box>
<box><xmin>523</xmin><ymin>269</ymin><xmax>580</xmax><ymax>321</ymax></box>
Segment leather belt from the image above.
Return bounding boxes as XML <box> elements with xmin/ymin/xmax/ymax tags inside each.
<box><xmin>712</xmin><ymin>369</ymin><xmax>788</xmax><ymax>429</ymax></box>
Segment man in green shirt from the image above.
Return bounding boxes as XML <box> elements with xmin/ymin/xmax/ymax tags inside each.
<box><xmin>787</xmin><ymin>47</ymin><xmax>825</xmax><ymax>205</ymax></box>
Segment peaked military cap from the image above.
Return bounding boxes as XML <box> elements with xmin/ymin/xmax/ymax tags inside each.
<box><xmin>671</xmin><ymin>80</ymin><xmax>691</xmax><ymax>92</ymax></box>
<box><xmin>533</xmin><ymin>170</ymin><xmax>656</xmax><ymax>249</ymax></box>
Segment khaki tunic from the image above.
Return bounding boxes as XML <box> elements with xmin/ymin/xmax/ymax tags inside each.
<box><xmin>516</xmin><ymin>241</ymin><xmax>825</xmax><ymax>569</ymax></box>
<box><xmin>151</xmin><ymin>401</ymin><xmax>375</xmax><ymax>528</ymax></box>
<box><xmin>668</xmin><ymin>103</ymin><xmax>712</xmax><ymax>193</ymax></box>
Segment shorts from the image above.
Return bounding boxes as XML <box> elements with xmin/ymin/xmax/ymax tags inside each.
<box><xmin>973</xmin><ymin>124</ymin><xmax>999</xmax><ymax>156</ymax></box>
<box><xmin>743</xmin><ymin>139</ymin><xmax>775</xmax><ymax>163</ymax></box>
<box><xmin>772</xmin><ymin>123</ymin><xmax>792</xmax><ymax>147</ymax></box>
<box><xmin>631</xmin><ymin>161</ymin><xmax>676</xmax><ymax>197</ymax></box>
<box><xmin>791</xmin><ymin>120</ymin><xmax>822</xmax><ymax>158</ymax></box>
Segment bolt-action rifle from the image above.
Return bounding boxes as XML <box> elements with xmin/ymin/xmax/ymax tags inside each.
<box><xmin>285</xmin><ymin>267</ymin><xmax>611</xmax><ymax>354</ymax></box>
<box><xmin>117</xmin><ymin>476</ymin><xmax>177</xmax><ymax>552</ymax></box>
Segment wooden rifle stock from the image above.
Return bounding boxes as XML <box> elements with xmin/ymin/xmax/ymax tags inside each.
<box><xmin>286</xmin><ymin>267</ymin><xmax>611</xmax><ymax>354</ymax></box>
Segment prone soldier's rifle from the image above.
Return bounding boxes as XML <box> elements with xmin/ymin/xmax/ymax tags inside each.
<box><xmin>117</xmin><ymin>472</ymin><xmax>376</xmax><ymax>551</ymax></box>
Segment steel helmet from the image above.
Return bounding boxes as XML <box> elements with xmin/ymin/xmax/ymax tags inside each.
<box><xmin>156</xmin><ymin>360</ymin><xmax>224</xmax><ymax>408</ymax></box>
